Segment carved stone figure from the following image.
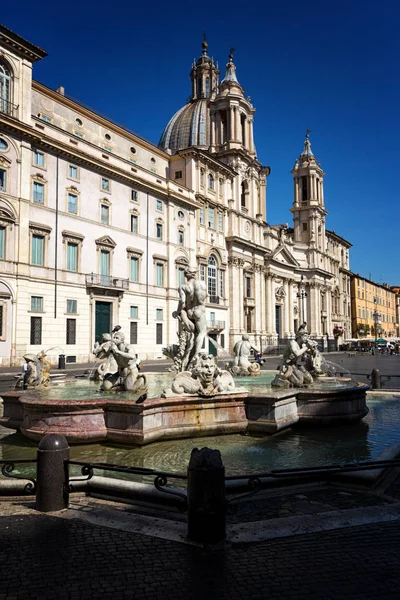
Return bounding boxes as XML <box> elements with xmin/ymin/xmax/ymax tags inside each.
<box><xmin>92</xmin><ymin>333</ymin><xmax>118</xmax><ymax>381</ymax></box>
<box><xmin>162</xmin><ymin>353</ymin><xmax>235</xmax><ymax>397</ymax></box>
<box><xmin>98</xmin><ymin>329</ymin><xmax>148</xmax><ymax>395</ymax></box>
<box><xmin>230</xmin><ymin>334</ymin><xmax>260</xmax><ymax>376</ymax></box>
<box><xmin>22</xmin><ymin>350</ymin><xmax>51</xmax><ymax>389</ymax></box>
<box><xmin>163</xmin><ymin>267</ymin><xmax>207</xmax><ymax>372</ymax></box>
<box><xmin>272</xmin><ymin>323</ymin><xmax>315</xmax><ymax>389</ymax></box>
<box><xmin>304</xmin><ymin>339</ymin><xmax>324</xmax><ymax>376</ymax></box>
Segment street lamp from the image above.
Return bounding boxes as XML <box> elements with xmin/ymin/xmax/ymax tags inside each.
<box><xmin>297</xmin><ymin>276</ymin><xmax>307</xmax><ymax>324</ymax></box>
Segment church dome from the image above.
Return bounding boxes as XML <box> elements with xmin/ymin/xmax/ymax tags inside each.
<box><xmin>158</xmin><ymin>99</ymin><xmax>210</xmax><ymax>154</ymax></box>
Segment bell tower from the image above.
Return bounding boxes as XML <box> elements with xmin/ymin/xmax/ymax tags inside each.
<box><xmin>210</xmin><ymin>50</ymin><xmax>256</xmax><ymax>156</ymax></box>
<box><xmin>290</xmin><ymin>132</ymin><xmax>327</xmax><ymax>250</ymax></box>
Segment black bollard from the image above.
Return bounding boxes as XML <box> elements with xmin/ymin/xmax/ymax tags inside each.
<box><xmin>187</xmin><ymin>447</ymin><xmax>226</xmax><ymax>544</ymax></box>
<box><xmin>36</xmin><ymin>433</ymin><xmax>70</xmax><ymax>512</ymax></box>
<box><xmin>371</xmin><ymin>368</ymin><xmax>381</xmax><ymax>390</ymax></box>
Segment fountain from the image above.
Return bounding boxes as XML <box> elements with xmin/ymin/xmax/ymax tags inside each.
<box><xmin>0</xmin><ymin>270</ymin><xmax>369</xmax><ymax>445</ymax></box>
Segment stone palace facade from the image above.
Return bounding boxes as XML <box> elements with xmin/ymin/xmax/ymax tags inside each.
<box><xmin>0</xmin><ymin>26</ymin><xmax>352</xmax><ymax>365</ymax></box>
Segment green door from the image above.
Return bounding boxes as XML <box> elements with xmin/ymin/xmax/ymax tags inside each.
<box><xmin>208</xmin><ymin>333</ymin><xmax>218</xmax><ymax>356</ymax></box>
<box><xmin>95</xmin><ymin>301</ymin><xmax>111</xmax><ymax>343</ymax></box>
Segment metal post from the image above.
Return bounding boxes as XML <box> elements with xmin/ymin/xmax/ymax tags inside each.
<box><xmin>36</xmin><ymin>433</ymin><xmax>70</xmax><ymax>512</ymax></box>
<box><xmin>371</xmin><ymin>368</ymin><xmax>381</xmax><ymax>390</ymax></box>
<box><xmin>187</xmin><ymin>447</ymin><xmax>226</xmax><ymax>544</ymax></box>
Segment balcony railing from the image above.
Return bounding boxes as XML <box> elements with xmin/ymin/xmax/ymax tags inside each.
<box><xmin>208</xmin><ymin>295</ymin><xmax>220</xmax><ymax>304</ymax></box>
<box><xmin>207</xmin><ymin>320</ymin><xmax>225</xmax><ymax>331</ymax></box>
<box><xmin>85</xmin><ymin>273</ymin><xmax>129</xmax><ymax>290</ymax></box>
<box><xmin>0</xmin><ymin>99</ymin><xmax>19</xmax><ymax>119</ymax></box>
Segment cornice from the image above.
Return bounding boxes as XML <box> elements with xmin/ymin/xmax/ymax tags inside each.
<box><xmin>32</xmin><ymin>80</ymin><xmax>168</xmax><ymax>159</ymax></box>
<box><xmin>0</xmin><ymin>25</ymin><xmax>47</xmax><ymax>63</ymax></box>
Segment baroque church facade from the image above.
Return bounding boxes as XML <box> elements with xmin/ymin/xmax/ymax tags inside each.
<box><xmin>0</xmin><ymin>26</ymin><xmax>351</xmax><ymax>366</ymax></box>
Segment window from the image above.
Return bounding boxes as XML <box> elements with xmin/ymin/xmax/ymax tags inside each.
<box><xmin>178</xmin><ymin>229</ymin><xmax>184</xmax><ymax>246</ymax></box>
<box><xmin>74</xmin><ymin>131</ymin><xmax>84</xmax><ymax>139</ymax></box>
<box><xmin>200</xmin><ymin>264</ymin><xmax>205</xmax><ymax>281</ymax></box>
<box><xmin>0</xmin><ymin>227</ymin><xmax>4</xmax><ymax>259</ymax></box>
<box><xmin>69</xmin><ymin>165</ymin><xmax>78</xmax><ymax>179</ymax></box>
<box><xmin>131</xmin><ymin>214</ymin><xmax>138</xmax><ymax>233</ymax></box>
<box><xmin>0</xmin><ymin>138</ymin><xmax>8</xmax><ymax>150</ymax></box>
<box><xmin>33</xmin><ymin>182</ymin><xmax>44</xmax><ymax>204</ymax></box>
<box><xmin>241</xmin><ymin>181</ymin><xmax>247</xmax><ymax>208</ymax></box>
<box><xmin>75</xmin><ymin>118</ymin><xmax>83</xmax><ymax>126</ymax></box>
<box><xmin>100</xmin><ymin>250</ymin><xmax>110</xmax><ymax>283</ymax></box>
<box><xmin>208</xmin><ymin>173</ymin><xmax>214</xmax><ymax>190</ymax></box>
<box><xmin>156</xmin><ymin>309</ymin><xmax>163</xmax><ymax>320</ymax></box>
<box><xmin>175</xmin><ymin>170</ymin><xmax>183</xmax><ymax>179</ymax></box>
<box><xmin>210</xmin><ymin>311</ymin><xmax>216</xmax><ymax>325</ymax></box>
<box><xmin>178</xmin><ymin>267</ymin><xmax>185</xmax><ymax>287</ymax></box>
<box><xmin>0</xmin><ymin>305</ymin><xmax>3</xmax><ymax>339</ymax></box>
<box><xmin>31</xmin><ymin>235</ymin><xmax>44</xmax><ymax>265</ymax></box>
<box><xmin>0</xmin><ymin>63</ymin><xmax>11</xmax><ymax>109</ymax></box>
<box><xmin>245</xmin><ymin>275</ymin><xmax>252</xmax><ymax>298</ymax></box>
<box><xmin>151</xmin><ymin>157</ymin><xmax>156</xmax><ymax>164</ymax></box>
<box><xmin>130</xmin><ymin>147</ymin><xmax>136</xmax><ymax>154</ymax></box>
<box><xmin>130</xmin><ymin>257</ymin><xmax>138</xmax><ymax>282</ymax></box>
<box><xmin>156</xmin><ymin>323</ymin><xmax>163</xmax><ymax>344</ymax></box>
<box><xmin>66</xmin><ymin>319</ymin><xmax>76</xmax><ymax>345</ymax></box>
<box><xmin>208</xmin><ymin>207</ymin><xmax>215</xmax><ymax>229</ymax></box>
<box><xmin>130</xmin><ymin>321</ymin><xmax>138</xmax><ymax>344</ymax></box>
<box><xmin>40</xmin><ymin>114</ymin><xmax>52</xmax><ymax>124</ymax></box>
<box><xmin>101</xmin><ymin>204</ymin><xmax>109</xmax><ymax>225</ymax></box>
<box><xmin>103</xmin><ymin>145</ymin><xmax>112</xmax><ymax>153</ymax></box>
<box><xmin>31</xmin><ymin>296</ymin><xmax>43</xmax><ymax>312</ymax></box>
<box><xmin>177</xmin><ymin>210</ymin><xmax>184</xmax><ymax>219</ymax></box>
<box><xmin>33</xmin><ymin>150</ymin><xmax>45</xmax><ymax>167</ymax></box>
<box><xmin>130</xmin><ymin>306</ymin><xmax>138</xmax><ymax>319</ymax></box>
<box><xmin>208</xmin><ymin>255</ymin><xmax>217</xmax><ymax>298</ymax></box>
<box><xmin>67</xmin><ymin>242</ymin><xmax>78</xmax><ymax>271</ymax></box>
<box><xmin>218</xmin><ymin>212</ymin><xmax>223</xmax><ymax>232</ymax></box>
<box><xmin>101</xmin><ymin>177</ymin><xmax>110</xmax><ymax>192</ymax></box>
<box><xmin>302</xmin><ymin>222</ymin><xmax>308</xmax><ymax>231</ymax></box>
<box><xmin>301</xmin><ymin>176</ymin><xmax>308</xmax><ymax>202</ymax></box>
<box><xmin>199</xmin><ymin>208</ymin><xmax>205</xmax><ymax>225</ymax></box>
<box><xmin>156</xmin><ymin>199</ymin><xmax>163</xmax><ymax>211</ymax></box>
<box><xmin>30</xmin><ymin>317</ymin><xmax>42</xmax><ymax>345</ymax></box>
<box><xmin>156</xmin><ymin>263</ymin><xmax>163</xmax><ymax>286</ymax></box>
<box><xmin>0</xmin><ymin>168</ymin><xmax>7</xmax><ymax>191</ymax></box>
<box><xmin>200</xmin><ymin>168</ymin><xmax>205</xmax><ymax>186</ymax></box>
<box><xmin>68</xmin><ymin>193</ymin><xmax>77</xmax><ymax>214</ymax></box>
<box><xmin>105</xmin><ymin>133</ymin><xmax>111</xmax><ymax>141</ymax></box>
<box><xmin>67</xmin><ymin>299</ymin><xmax>77</xmax><ymax>314</ymax></box>
<box><xmin>156</xmin><ymin>223</ymin><xmax>163</xmax><ymax>240</ymax></box>
<box><xmin>131</xmin><ymin>189</ymin><xmax>138</xmax><ymax>201</ymax></box>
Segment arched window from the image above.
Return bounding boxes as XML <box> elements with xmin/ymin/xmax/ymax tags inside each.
<box><xmin>207</xmin><ymin>255</ymin><xmax>224</xmax><ymax>303</ymax></box>
<box><xmin>0</xmin><ymin>62</ymin><xmax>11</xmax><ymax>114</ymax></box>
<box><xmin>208</xmin><ymin>255</ymin><xmax>217</xmax><ymax>299</ymax></box>
<box><xmin>208</xmin><ymin>173</ymin><xmax>214</xmax><ymax>190</ymax></box>
<box><xmin>205</xmin><ymin>77</ymin><xmax>210</xmax><ymax>97</ymax></box>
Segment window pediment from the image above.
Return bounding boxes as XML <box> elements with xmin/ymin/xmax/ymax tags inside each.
<box><xmin>0</xmin><ymin>155</ymin><xmax>11</xmax><ymax>168</ymax></box>
<box><xmin>62</xmin><ymin>230</ymin><xmax>85</xmax><ymax>243</ymax></box>
<box><xmin>153</xmin><ymin>254</ymin><xmax>168</xmax><ymax>263</ymax></box>
<box><xmin>127</xmin><ymin>246</ymin><xmax>143</xmax><ymax>257</ymax></box>
<box><xmin>95</xmin><ymin>235</ymin><xmax>116</xmax><ymax>249</ymax></box>
<box><xmin>29</xmin><ymin>221</ymin><xmax>52</xmax><ymax>235</ymax></box>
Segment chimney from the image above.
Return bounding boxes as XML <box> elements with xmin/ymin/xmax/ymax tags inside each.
<box><xmin>56</xmin><ymin>86</ymin><xmax>65</xmax><ymax>96</ymax></box>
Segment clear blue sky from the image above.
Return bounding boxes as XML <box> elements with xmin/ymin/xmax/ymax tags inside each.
<box><xmin>3</xmin><ymin>0</ymin><xmax>399</xmax><ymax>285</ymax></box>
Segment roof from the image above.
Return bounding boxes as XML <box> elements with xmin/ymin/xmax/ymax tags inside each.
<box><xmin>0</xmin><ymin>23</ymin><xmax>47</xmax><ymax>62</ymax></box>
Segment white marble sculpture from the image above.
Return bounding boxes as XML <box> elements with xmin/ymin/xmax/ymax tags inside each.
<box><xmin>162</xmin><ymin>353</ymin><xmax>235</xmax><ymax>397</ymax></box>
<box><xmin>272</xmin><ymin>323</ymin><xmax>315</xmax><ymax>388</ymax></box>
<box><xmin>230</xmin><ymin>334</ymin><xmax>261</xmax><ymax>376</ymax></box>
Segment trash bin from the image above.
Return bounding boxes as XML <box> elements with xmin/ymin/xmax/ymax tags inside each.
<box><xmin>58</xmin><ymin>354</ymin><xmax>66</xmax><ymax>369</ymax></box>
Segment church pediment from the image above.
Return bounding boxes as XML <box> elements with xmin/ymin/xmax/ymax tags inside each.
<box><xmin>95</xmin><ymin>235</ymin><xmax>116</xmax><ymax>248</ymax></box>
<box><xmin>265</xmin><ymin>245</ymin><xmax>299</xmax><ymax>268</ymax></box>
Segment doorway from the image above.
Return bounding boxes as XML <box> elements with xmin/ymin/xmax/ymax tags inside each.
<box><xmin>95</xmin><ymin>301</ymin><xmax>111</xmax><ymax>343</ymax></box>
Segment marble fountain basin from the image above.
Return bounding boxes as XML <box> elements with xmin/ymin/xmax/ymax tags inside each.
<box><xmin>0</xmin><ymin>373</ymin><xmax>369</xmax><ymax>445</ymax></box>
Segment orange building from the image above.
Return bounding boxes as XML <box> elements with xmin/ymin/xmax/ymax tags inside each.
<box><xmin>350</xmin><ymin>276</ymin><xmax>398</xmax><ymax>340</ymax></box>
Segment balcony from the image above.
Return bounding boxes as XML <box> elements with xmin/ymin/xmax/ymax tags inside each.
<box><xmin>85</xmin><ymin>273</ymin><xmax>129</xmax><ymax>290</ymax></box>
<box><xmin>0</xmin><ymin>99</ymin><xmax>19</xmax><ymax>119</ymax></box>
<box><xmin>207</xmin><ymin>320</ymin><xmax>225</xmax><ymax>331</ymax></box>
<box><xmin>208</xmin><ymin>295</ymin><xmax>220</xmax><ymax>304</ymax></box>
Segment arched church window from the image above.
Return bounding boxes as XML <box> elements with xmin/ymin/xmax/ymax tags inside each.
<box><xmin>205</xmin><ymin>77</ymin><xmax>210</xmax><ymax>98</ymax></box>
<box><xmin>208</xmin><ymin>173</ymin><xmax>214</xmax><ymax>190</ymax></box>
<box><xmin>240</xmin><ymin>113</ymin><xmax>246</xmax><ymax>146</ymax></box>
<box><xmin>208</xmin><ymin>255</ymin><xmax>217</xmax><ymax>298</ymax></box>
<box><xmin>0</xmin><ymin>62</ymin><xmax>11</xmax><ymax>113</ymax></box>
<box><xmin>301</xmin><ymin>177</ymin><xmax>308</xmax><ymax>203</ymax></box>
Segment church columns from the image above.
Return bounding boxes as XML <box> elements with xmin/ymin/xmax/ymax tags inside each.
<box><xmin>266</xmin><ymin>274</ymin><xmax>274</xmax><ymax>335</ymax></box>
<box><xmin>230</xmin><ymin>107</ymin><xmax>235</xmax><ymax>141</ymax></box>
<box><xmin>236</xmin><ymin>108</ymin><xmax>241</xmax><ymax>143</ymax></box>
<box><xmin>309</xmin><ymin>284</ymin><xmax>319</xmax><ymax>336</ymax></box>
<box><xmin>288</xmin><ymin>280</ymin><xmax>294</xmax><ymax>336</ymax></box>
<box><xmin>283</xmin><ymin>279</ymin><xmax>290</xmax><ymax>336</ymax></box>
<box><xmin>248</xmin><ymin>117</ymin><xmax>254</xmax><ymax>154</ymax></box>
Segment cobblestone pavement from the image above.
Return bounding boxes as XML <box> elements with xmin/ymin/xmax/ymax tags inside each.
<box><xmin>1</xmin><ymin>511</ymin><xmax>400</xmax><ymax>600</ymax></box>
